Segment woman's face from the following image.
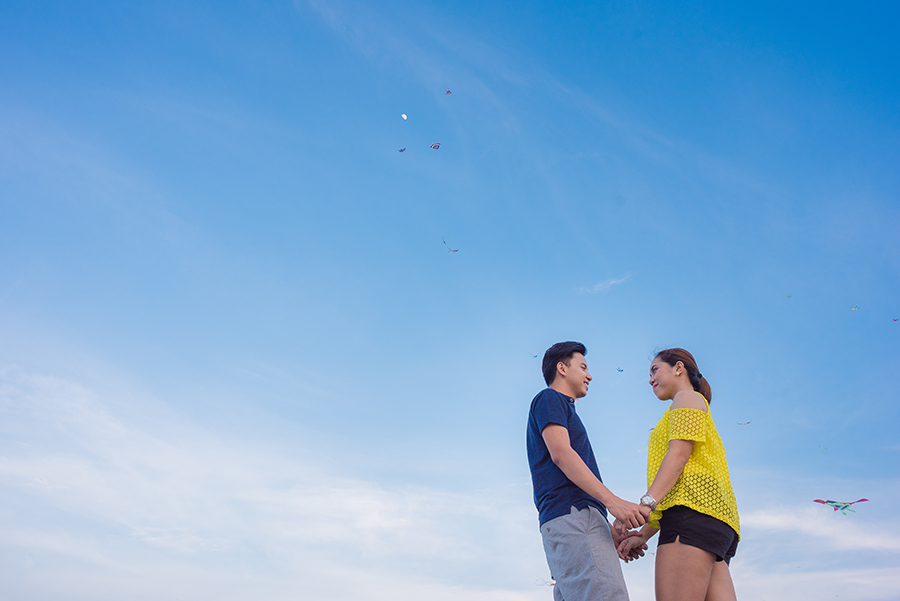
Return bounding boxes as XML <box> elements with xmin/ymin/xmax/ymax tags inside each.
<box><xmin>649</xmin><ymin>358</ymin><xmax>679</xmax><ymax>400</ymax></box>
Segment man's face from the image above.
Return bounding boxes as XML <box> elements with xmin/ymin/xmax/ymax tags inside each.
<box><xmin>559</xmin><ymin>352</ymin><xmax>592</xmax><ymax>398</ymax></box>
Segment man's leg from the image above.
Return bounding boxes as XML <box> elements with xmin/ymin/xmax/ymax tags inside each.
<box><xmin>541</xmin><ymin>506</ymin><xmax>629</xmax><ymax>601</ymax></box>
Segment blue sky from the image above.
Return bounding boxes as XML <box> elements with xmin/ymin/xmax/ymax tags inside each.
<box><xmin>1</xmin><ymin>1</ymin><xmax>898</xmax><ymax>599</ymax></box>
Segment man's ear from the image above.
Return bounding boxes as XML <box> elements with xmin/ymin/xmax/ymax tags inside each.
<box><xmin>556</xmin><ymin>361</ymin><xmax>568</xmax><ymax>379</ymax></box>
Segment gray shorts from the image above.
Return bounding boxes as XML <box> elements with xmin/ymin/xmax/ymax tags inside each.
<box><xmin>540</xmin><ymin>505</ymin><xmax>629</xmax><ymax>601</ymax></box>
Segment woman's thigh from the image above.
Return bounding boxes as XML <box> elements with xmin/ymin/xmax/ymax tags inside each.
<box><xmin>704</xmin><ymin>561</ymin><xmax>737</xmax><ymax>601</ymax></box>
<box><xmin>655</xmin><ymin>537</ymin><xmax>716</xmax><ymax>601</ymax></box>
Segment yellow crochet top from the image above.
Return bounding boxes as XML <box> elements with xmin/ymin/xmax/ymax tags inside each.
<box><xmin>647</xmin><ymin>397</ymin><xmax>740</xmax><ymax>538</ymax></box>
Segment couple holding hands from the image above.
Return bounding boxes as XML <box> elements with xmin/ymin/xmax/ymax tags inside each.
<box><xmin>527</xmin><ymin>342</ymin><xmax>740</xmax><ymax>601</ymax></box>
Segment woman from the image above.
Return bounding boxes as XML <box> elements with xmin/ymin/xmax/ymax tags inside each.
<box><xmin>618</xmin><ymin>348</ymin><xmax>740</xmax><ymax>601</ymax></box>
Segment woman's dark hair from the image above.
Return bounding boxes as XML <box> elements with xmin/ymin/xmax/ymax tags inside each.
<box><xmin>654</xmin><ymin>348</ymin><xmax>712</xmax><ymax>403</ymax></box>
<box><xmin>542</xmin><ymin>341</ymin><xmax>587</xmax><ymax>386</ymax></box>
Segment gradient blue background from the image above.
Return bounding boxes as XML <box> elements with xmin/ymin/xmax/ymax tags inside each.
<box><xmin>1</xmin><ymin>2</ymin><xmax>898</xmax><ymax>599</ymax></box>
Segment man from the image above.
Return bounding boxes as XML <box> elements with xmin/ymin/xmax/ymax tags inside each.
<box><xmin>527</xmin><ymin>341</ymin><xmax>649</xmax><ymax>601</ymax></box>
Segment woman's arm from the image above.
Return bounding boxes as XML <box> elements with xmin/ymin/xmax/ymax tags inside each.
<box><xmin>646</xmin><ymin>439</ymin><xmax>693</xmax><ymax>502</ymax></box>
<box><xmin>645</xmin><ymin>389</ymin><xmax>706</xmax><ymax>503</ymax></box>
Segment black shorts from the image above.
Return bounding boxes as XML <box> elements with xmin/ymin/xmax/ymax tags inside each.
<box><xmin>658</xmin><ymin>505</ymin><xmax>739</xmax><ymax>565</ymax></box>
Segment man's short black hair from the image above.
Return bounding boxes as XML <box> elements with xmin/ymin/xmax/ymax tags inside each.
<box><xmin>542</xmin><ymin>341</ymin><xmax>587</xmax><ymax>386</ymax></box>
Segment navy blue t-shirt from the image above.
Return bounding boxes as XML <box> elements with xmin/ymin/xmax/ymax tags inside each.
<box><xmin>527</xmin><ymin>388</ymin><xmax>607</xmax><ymax>526</ymax></box>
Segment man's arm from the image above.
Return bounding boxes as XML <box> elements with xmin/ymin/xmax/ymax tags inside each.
<box><xmin>542</xmin><ymin>424</ymin><xmax>650</xmax><ymax>529</ymax></box>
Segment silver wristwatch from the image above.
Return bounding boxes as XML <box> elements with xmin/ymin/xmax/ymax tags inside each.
<box><xmin>640</xmin><ymin>493</ymin><xmax>657</xmax><ymax>511</ymax></box>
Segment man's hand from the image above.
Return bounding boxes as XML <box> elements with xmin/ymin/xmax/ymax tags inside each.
<box><xmin>605</xmin><ymin>498</ymin><xmax>651</xmax><ymax>529</ymax></box>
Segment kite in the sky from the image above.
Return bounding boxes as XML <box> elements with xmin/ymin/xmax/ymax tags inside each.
<box><xmin>786</xmin><ymin>295</ymin><xmax>791</xmax><ymax>298</ymax></box>
<box><xmin>398</xmin><ymin>148</ymin><xmax>406</xmax><ymax>153</ymax></box>
<box><xmin>851</xmin><ymin>305</ymin><xmax>859</xmax><ymax>311</ymax></box>
<box><xmin>431</xmin><ymin>143</ymin><xmax>441</xmax><ymax>149</ymax></box>
<box><xmin>813</xmin><ymin>498</ymin><xmax>868</xmax><ymax>515</ymax></box>
<box><xmin>442</xmin><ymin>237</ymin><xmax>458</xmax><ymax>253</ymax></box>
<box><xmin>535</xmin><ymin>579</ymin><xmax>555</xmax><ymax>587</ymax></box>
<box><xmin>445</xmin><ymin>87</ymin><xmax>452</xmax><ymax>95</ymax></box>
<box><xmin>401</xmin><ymin>113</ymin><xmax>407</xmax><ymax>120</ymax></box>
<box><xmin>893</xmin><ymin>318</ymin><xmax>898</xmax><ymax>322</ymax></box>
<box><xmin>737</xmin><ymin>421</ymin><xmax>751</xmax><ymax>426</ymax></box>
<box><xmin>617</xmin><ymin>367</ymin><xmax>624</xmax><ymax>372</ymax></box>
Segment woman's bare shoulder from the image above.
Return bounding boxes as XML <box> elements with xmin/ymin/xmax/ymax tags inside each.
<box><xmin>671</xmin><ymin>390</ymin><xmax>708</xmax><ymax>412</ymax></box>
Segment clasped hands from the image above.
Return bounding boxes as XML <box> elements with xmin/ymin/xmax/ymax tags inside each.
<box><xmin>611</xmin><ymin>506</ymin><xmax>651</xmax><ymax>563</ymax></box>
<box><xmin>608</xmin><ymin>498</ymin><xmax>652</xmax><ymax>562</ymax></box>
<box><xmin>613</xmin><ymin>519</ymin><xmax>649</xmax><ymax>562</ymax></box>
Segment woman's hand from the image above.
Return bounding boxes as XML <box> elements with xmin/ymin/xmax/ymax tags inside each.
<box><xmin>617</xmin><ymin>534</ymin><xmax>649</xmax><ymax>562</ymax></box>
<box><xmin>612</xmin><ymin>523</ymin><xmax>647</xmax><ymax>562</ymax></box>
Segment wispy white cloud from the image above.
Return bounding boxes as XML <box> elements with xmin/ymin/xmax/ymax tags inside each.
<box><xmin>577</xmin><ymin>274</ymin><xmax>632</xmax><ymax>294</ymax></box>
<box><xmin>12</xmin><ymin>361</ymin><xmax>897</xmax><ymax>601</ymax></box>
<box><xmin>742</xmin><ymin>505</ymin><xmax>900</xmax><ymax>552</ymax></box>
<box><xmin>0</xmin><ymin>365</ymin><xmax>549</xmax><ymax>600</ymax></box>
<box><xmin>1</xmin><ymin>357</ymin><xmax>898</xmax><ymax>601</ymax></box>
<box><xmin>734</xmin><ymin>565</ymin><xmax>900</xmax><ymax>601</ymax></box>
